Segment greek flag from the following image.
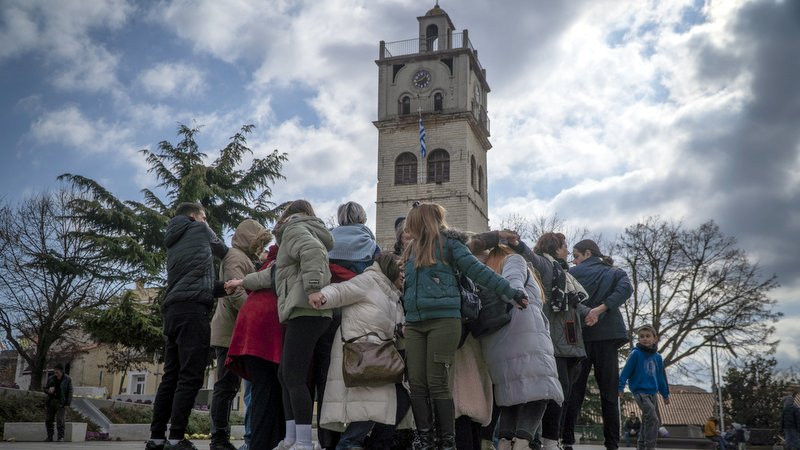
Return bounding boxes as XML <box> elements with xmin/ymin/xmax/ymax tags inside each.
<box><xmin>419</xmin><ymin>112</ymin><xmax>427</xmax><ymax>158</ymax></box>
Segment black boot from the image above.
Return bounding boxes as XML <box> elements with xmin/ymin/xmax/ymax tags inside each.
<box><xmin>412</xmin><ymin>429</ymin><xmax>436</xmax><ymax>450</ymax></box>
<box><xmin>433</xmin><ymin>399</ymin><xmax>455</xmax><ymax>450</ymax></box>
<box><xmin>410</xmin><ymin>397</ymin><xmax>435</xmax><ymax>450</ymax></box>
<box><xmin>209</xmin><ymin>432</ymin><xmax>237</xmax><ymax>450</ymax></box>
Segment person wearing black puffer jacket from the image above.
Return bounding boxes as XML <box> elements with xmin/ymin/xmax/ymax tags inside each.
<box><xmin>563</xmin><ymin>239</ymin><xmax>633</xmax><ymax>450</ymax></box>
<box><xmin>148</xmin><ymin>202</ymin><xmax>229</xmax><ymax>450</ymax></box>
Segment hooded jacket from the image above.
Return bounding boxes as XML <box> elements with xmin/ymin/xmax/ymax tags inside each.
<box><xmin>211</xmin><ymin>219</ymin><xmax>271</xmax><ymax>348</ymax></box>
<box><xmin>570</xmin><ymin>256</ymin><xmax>633</xmax><ymax>344</ymax></box>
<box><xmin>480</xmin><ymin>254</ymin><xmax>564</xmax><ymax>407</ymax></box>
<box><xmin>470</xmin><ymin>232</ymin><xmax>589</xmax><ymax>359</ymax></box>
<box><xmin>163</xmin><ymin>215</ymin><xmax>229</xmax><ymax>313</ymax></box>
<box><xmin>317</xmin><ymin>262</ymin><xmax>411</xmax><ymax>430</ymax></box>
<box><xmin>403</xmin><ymin>230</ymin><xmax>524</xmax><ymax>323</ymax></box>
<box><xmin>273</xmin><ymin>214</ymin><xmax>335</xmax><ymax>322</ymax></box>
<box><xmin>618</xmin><ymin>343</ymin><xmax>669</xmax><ymax>398</ymax></box>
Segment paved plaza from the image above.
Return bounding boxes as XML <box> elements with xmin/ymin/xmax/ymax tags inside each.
<box><xmin>0</xmin><ymin>444</ymin><xmax>678</xmax><ymax>450</ymax></box>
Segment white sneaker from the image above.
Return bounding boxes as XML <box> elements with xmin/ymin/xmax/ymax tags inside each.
<box><xmin>290</xmin><ymin>443</ymin><xmax>315</xmax><ymax>450</ymax></box>
<box><xmin>542</xmin><ymin>438</ymin><xmax>562</xmax><ymax>450</ymax></box>
<box><xmin>272</xmin><ymin>440</ymin><xmax>295</xmax><ymax>450</ymax></box>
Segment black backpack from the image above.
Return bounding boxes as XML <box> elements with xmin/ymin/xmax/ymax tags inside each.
<box><xmin>468</xmin><ymin>269</ymin><xmax>530</xmax><ymax>338</ymax></box>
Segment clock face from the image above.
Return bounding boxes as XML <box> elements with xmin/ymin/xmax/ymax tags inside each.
<box><xmin>412</xmin><ymin>70</ymin><xmax>432</xmax><ymax>89</ymax></box>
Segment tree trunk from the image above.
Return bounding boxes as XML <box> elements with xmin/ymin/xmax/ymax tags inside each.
<box><xmin>28</xmin><ymin>355</ymin><xmax>47</xmax><ymax>391</ymax></box>
<box><xmin>118</xmin><ymin>370</ymin><xmax>127</xmax><ymax>395</ymax></box>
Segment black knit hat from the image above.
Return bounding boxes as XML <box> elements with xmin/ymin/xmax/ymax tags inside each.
<box><xmin>54</xmin><ymin>363</ymin><xmax>64</xmax><ymax>371</ymax></box>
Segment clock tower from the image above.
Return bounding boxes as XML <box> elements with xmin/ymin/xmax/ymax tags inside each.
<box><xmin>374</xmin><ymin>4</ymin><xmax>491</xmax><ymax>250</ymax></box>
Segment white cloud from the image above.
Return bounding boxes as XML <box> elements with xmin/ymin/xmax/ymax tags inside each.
<box><xmin>137</xmin><ymin>62</ymin><xmax>206</xmax><ymax>98</ymax></box>
<box><xmin>0</xmin><ymin>0</ymin><xmax>132</xmax><ymax>93</ymax></box>
<box><xmin>30</xmin><ymin>105</ymin><xmax>133</xmax><ymax>154</ymax></box>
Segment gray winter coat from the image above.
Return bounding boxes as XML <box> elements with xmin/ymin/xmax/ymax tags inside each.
<box><xmin>479</xmin><ymin>254</ymin><xmax>564</xmax><ymax>407</ymax></box>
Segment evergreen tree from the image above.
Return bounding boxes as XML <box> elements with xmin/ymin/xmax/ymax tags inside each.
<box><xmin>59</xmin><ymin>124</ymin><xmax>287</xmax><ymax>280</ymax></box>
<box><xmin>83</xmin><ymin>290</ymin><xmax>164</xmax><ymax>393</ymax></box>
<box><xmin>722</xmin><ymin>356</ymin><xmax>787</xmax><ymax>429</ymax></box>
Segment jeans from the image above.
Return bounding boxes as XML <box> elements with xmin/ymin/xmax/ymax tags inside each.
<box><xmin>243</xmin><ymin>357</ymin><xmax>285</xmax><ymax>450</ymax></box>
<box><xmin>151</xmin><ymin>309</ymin><xmax>211</xmax><ymax>441</ymax></box>
<box><xmin>634</xmin><ymin>394</ymin><xmax>659</xmax><ymax>450</ymax></box>
<box><xmin>541</xmin><ymin>357</ymin><xmax>583</xmax><ymax>440</ymax></box>
<box><xmin>562</xmin><ymin>340</ymin><xmax>621</xmax><ymax>449</ymax></box>
<box><xmin>242</xmin><ymin>379</ymin><xmax>252</xmax><ymax>445</ymax></box>
<box><xmin>498</xmin><ymin>400</ymin><xmax>548</xmax><ymax>442</ymax></box>
<box><xmin>45</xmin><ymin>399</ymin><xmax>66</xmax><ymax>439</ymax></box>
<box><xmin>211</xmin><ymin>346</ymin><xmax>241</xmax><ymax>438</ymax></box>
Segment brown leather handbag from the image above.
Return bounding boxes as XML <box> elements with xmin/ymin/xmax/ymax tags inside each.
<box><xmin>342</xmin><ymin>331</ymin><xmax>405</xmax><ymax>388</ymax></box>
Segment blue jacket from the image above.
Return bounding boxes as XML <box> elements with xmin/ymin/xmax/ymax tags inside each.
<box><xmin>403</xmin><ymin>231</ymin><xmax>523</xmax><ymax>323</ymax></box>
<box><xmin>569</xmin><ymin>257</ymin><xmax>632</xmax><ymax>343</ymax></box>
<box><xmin>619</xmin><ymin>344</ymin><xmax>669</xmax><ymax>398</ymax></box>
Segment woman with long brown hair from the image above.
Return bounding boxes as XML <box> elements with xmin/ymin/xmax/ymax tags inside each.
<box><xmin>401</xmin><ymin>203</ymin><xmax>527</xmax><ymax>450</ymax></box>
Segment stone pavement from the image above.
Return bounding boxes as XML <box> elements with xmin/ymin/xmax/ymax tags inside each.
<box><xmin>0</xmin><ymin>444</ymin><xmax>685</xmax><ymax>450</ymax></box>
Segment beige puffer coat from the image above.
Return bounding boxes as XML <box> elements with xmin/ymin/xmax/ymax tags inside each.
<box><xmin>317</xmin><ymin>263</ymin><xmax>412</xmax><ymax>431</ymax></box>
<box><xmin>210</xmin><ymin>219</ymin><xmax>270</xmax><ymax>348</ymax></box>
<box><xmin>274</xmin><ymin>214</ymin><xmax>334</xmax><ymax>323</ymax></box>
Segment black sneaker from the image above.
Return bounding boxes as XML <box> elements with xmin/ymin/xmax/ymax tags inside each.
<box><xmin>44</xmin><ymin>437</ymin><xmax>54</xmax><ymax>442</ymax></box>
<box><xmin>146</xmin><ymin>440</ymin><xmax>166</xmax><ymax>450</ymax></box>
<box><xmin>165</xmin><ymin>440</ymin><xmax>199</xmax><ymax>450</ymax></box>
<box><xmin>57</xmin><ymin>437</ymin><xmax>64</xmax><ymax>442</ymax></box>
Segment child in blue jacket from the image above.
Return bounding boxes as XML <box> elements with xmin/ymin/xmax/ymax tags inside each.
<box><xmin>619</xmin><ymin>324</ymin><xmax>670</xmax><ymax>450</ymax></box>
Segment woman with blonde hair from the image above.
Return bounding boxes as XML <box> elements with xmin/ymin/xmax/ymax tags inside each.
<box><xmin>402</xmin><ymin>203</ymin><xmax>528</xmax><ymax>450</ymax></box>
<box><xmin>477</xmin><ymin>244</ymin><xmax>563</xmax><ymax>450</ymax></box>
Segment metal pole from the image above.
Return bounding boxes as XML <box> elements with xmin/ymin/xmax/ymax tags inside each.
<box><xmin>715</xmin><ymin>345</ymin><xmax>725</xmax><ymax>431</ymax></box>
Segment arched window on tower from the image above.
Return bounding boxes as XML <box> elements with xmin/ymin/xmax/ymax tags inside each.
<box><xmin>427</xmin><ymin>149</ymin><xmax>450</xmax><ymax>183</ymax></box>
<box><xmin>470</xmin><ymin>155</ymin><xmax>476</xmax><ymax>189</ymax></box>
<box><xmin>426</xmin><ymin>24</ymin><xmax>439</xmax><ymax>52</ymax></box>
<box><xmin>434</xmin><ymin>92</ymin><xmax>443</xmax><ymax>112</ymax></box>
<box><xmin>395</xmin><ymin>152</ymin><xmax>417</xmax><ymax>185</ymax></box>
<box><xmin>400</xmin><ymin>96</ymin><xmax>411</xmax><ymax>115</ymax></box>
<box><xmin>478</xmin><ymin>165</ymin><xmax>484</xmax><ymax>197</ymax></box>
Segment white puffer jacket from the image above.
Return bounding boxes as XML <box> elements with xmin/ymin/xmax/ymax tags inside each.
<box><xmin>480</xmin><ymin>254</ymin><xmax>564</xmax><ymax>406</ymax></box>
<box><xmin>317</xmin><ymin>262</ymin><xmax>411</xmax><ymax>430</ymax></box>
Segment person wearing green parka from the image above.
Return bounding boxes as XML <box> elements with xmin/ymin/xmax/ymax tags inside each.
<box><xmin>402</xmin><ymin>203</ymin><xmax>528</xmax><ymax>450</ymax></box>
<box><xmin>271</xmin><ymin>200</ymin><xmax>334</xmax><ymax>450</ymax></box>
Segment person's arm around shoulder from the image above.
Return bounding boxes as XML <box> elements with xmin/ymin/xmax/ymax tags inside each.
<box><xmin>657</xmin><ymin>354</ymin><xmax>670</xmax><ymax>404</ymax></box>
<box><xmin>205</xmin><ymin>224</ymin><xmax>229</xmax><ymax>259</ymax></box>
<box><xmin>285</xmin><ymin>224</ymin><xmax>330</xmax><ymax>294</ymax></box>
<box><xmin>618</xmin><ymin>350</ymin><xmax>637</xmax><ymax>397</ymax></box>
<box><xmin>450</xmin><ymin>239</ymin><xmax>526</xmax><ymax>305</ymax></box>
<box><xmin>309</xmin><ymin>273</ymin><xmax>370</xmax><ymax>310</ymax></box>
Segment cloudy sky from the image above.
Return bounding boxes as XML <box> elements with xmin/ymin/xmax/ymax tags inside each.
<box><xmin>1</xmin><ymin>0</ymin><xmax>799</xmax><ymax>375</ymax></box>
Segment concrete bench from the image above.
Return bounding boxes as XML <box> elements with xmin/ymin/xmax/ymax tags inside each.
<box><xmin>108</xmin><ymin>423</ymin><xmax>150</xmax><ymax>441</ymax></box>
<box><xmin>3</xmin><ymin>422</ymin><xmax>86</xmax><ymax>442</ymax></box>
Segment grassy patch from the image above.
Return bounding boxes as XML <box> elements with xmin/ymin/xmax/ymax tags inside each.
<box><xmin>0</xmin><ymin>394</ymin><xmax>99</xmax><ymax>439</ymax></box>
<box><xmin>99</xmin><ymin>404</ymin><xmax>243</xmax><ymax>434</ymax></box>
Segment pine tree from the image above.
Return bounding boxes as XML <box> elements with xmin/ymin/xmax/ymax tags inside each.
<box><xmin>59</xmin><ymin>124</ymin><xmax>287</xmax><ymax>280</ymax></box>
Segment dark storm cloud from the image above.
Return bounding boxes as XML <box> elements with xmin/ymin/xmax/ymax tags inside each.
<box><xmin>680</xmin><ymin>0</ymin><xmax>800</xmax><ymax>274</ymax></box>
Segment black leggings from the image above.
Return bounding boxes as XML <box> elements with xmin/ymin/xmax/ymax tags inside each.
<box><xmin>277</xmin><ymin>315</ymin><xmax>332</xmax><ymax>425</ymax></box>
